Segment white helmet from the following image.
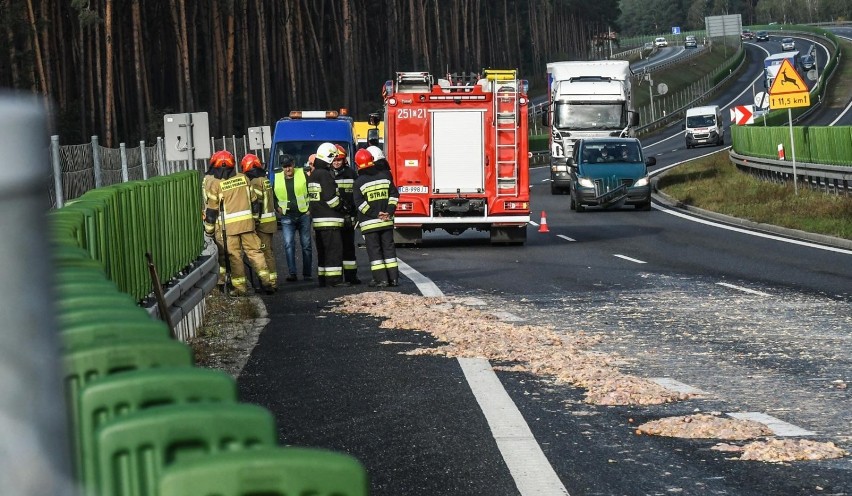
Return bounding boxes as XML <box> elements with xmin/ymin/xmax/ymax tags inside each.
<box><xmin>316</xmin><ymin>142</ymin><xmax>339</xmax><ymax>164</ymax></box>
<box><xmin>366</xmin><ymin>145</ymin><xmax>385</xmax><ymax>161</ymax></box>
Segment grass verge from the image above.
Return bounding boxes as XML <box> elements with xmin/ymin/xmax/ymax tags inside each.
<box><xmin>656</xmin><ymin>151</ymin><xmax>852</xmax><ymax>240</ymax></box>
<box><xmin>188</xmin><ymin>291</ymin><xmax>260</xmax><ymax>366</ymax></box>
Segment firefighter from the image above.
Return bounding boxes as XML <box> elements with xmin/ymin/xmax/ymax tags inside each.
<box><xmin>366</xmin><ymin>145</ymin><xmax>391</xmax><ymax>177</ymax></box>
<box><xmin>203</xmin><ymin>151</ymin><xmax>231</xmax><ymax>291</ymax></box>
<box><xmin>308</xmin><ymin>142</ymin><xmax>349</xmax><ymax>288</ymax></box>
<box><xmin>353</xmin><ymin>148</ymin><xmax>400</xmax><ymax>287</ymax></box>
<box><xmin>272</xmin><ymin>153</ymin><xmax>313</xmax><ymax>282</ymax></box>
<box><xmin>241</xmin><ymin>153</ymin><xmax>278</xmax><ymax>291</ymax></box>
<box><xmin>203</xmin><ymin>150</ymin><xmax>275</xmax><ymax>296</ymax></box>
<box><xmin>332</xmin><ymin>144</ymin><xmax>361</xmax><ymax>284</ymax></box>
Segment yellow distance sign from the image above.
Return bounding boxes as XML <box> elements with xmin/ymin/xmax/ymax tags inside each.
<box><xmin>768</xmin><ymin>59</ymin><xmax>810</xmax><ymax>110</ymax></box>
<box><xmin>769</xmin><ymin>92</ymin><xmax>810</xmax><ymax>109</ymax></box>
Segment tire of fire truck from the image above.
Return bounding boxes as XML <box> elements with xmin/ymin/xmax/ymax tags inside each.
<box><xmin>489</xmin><ymin>226</ymin><xmax>527</xmax><ymax>245</ymax></box>
<box><xmin>393</xmin><ymin>227</ymin><xmax>423</xmax><ymax>246</ymax></box>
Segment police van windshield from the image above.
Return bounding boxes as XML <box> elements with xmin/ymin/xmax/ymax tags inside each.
<box><xmin>555</xmin><ymin>103</ymin><xmax>625</xmax><ymax>130</ymax></box>
<box><xmin>271</xmin><ymin>141</ymin><xmax>353</xmax><ymax>171</ymax></box>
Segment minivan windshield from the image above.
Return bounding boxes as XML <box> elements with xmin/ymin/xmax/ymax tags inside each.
<box><xmin>580</xmin><ymin>142</ymin><xmax>642</xmax><ymax>164</ymax></box>
<box><xmin>686</xmin><ymin>114</ymin><xmax>716</xmax><ymax>128</ymax></box>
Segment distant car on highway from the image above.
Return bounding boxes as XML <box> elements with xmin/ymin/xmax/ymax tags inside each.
<box><xmin>741</xmin><ymin>30</ymin><xmax>755</xmax><ymax>40</ymax></box>
<box><xmin>801</xmin><ymin>54</ymin><xmax>815</xmax><ymax>70</ymax></box>
<box><xmin>654</xmin><ymin>37</ymin><xmax>668</xmax><ymax>48</ymax></box>
<box><xmin>685</xmin><ymin>36</ymin><xmax>697</xmax><ymax>48</ymax></box>
<box><xmin>756</xmin><ymin>31</ymin><xmax>770</xmax><ymax>42</ymax></box>
<box><xmin>781</xmin><ymin>38</ymin><xmax>796</xmax><ymax>51</ymax></box>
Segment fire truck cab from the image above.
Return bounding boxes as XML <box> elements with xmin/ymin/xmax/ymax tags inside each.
<box><xmin>382</xmin><ymin>69</ymin><xmax>531</xmax><ymax>245</ymax></box>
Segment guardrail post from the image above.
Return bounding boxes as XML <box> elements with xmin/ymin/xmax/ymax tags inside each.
<box><xmin>50</xmin><ymin>135</ymin><xmax>64</xmax><ymax>208</ymax></box>
<box><xmin>140</xmin><ymin>140</ymin><xmax>148</xmax><ymax>180</ymax></box>
<box><xmin>120</xmin><ymin>142</ymin><xmax>129</xmax><ymax>182</ymax></box>
<box><xmin>91</xmin><ymin>135</ymin><xmax>103</xmax><ymax>188</ymax></box>
<box><xmin>0</xmin><ymin>95</ymin><xmax>74</xmax><ymax>495</ymax></box>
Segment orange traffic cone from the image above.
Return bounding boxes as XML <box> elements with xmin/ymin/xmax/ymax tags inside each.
<box><xmin>538</xmin><ymin>211</ymin><xmax>550</xmax><ymax>233</ymax></box>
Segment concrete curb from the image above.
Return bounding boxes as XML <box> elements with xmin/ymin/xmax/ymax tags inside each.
<box><xmin>651</xmin><ymin>182</ymin><xmax>852</xmax><ymax>251</ymax></box>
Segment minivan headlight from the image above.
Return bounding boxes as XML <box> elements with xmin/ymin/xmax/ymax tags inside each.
<box><xmin>634</xmin><ymin>176</ymin><xmax>650</xmax><ymax>187</ymax></box>
<box><xmin>578</xmin><ymin>177</ymin><xmax>595</xmax><ymax>188</ymax></box>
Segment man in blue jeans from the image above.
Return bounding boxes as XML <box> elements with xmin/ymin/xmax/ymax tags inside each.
<box><xmin>272</xmin><ymin>154</ymin><xmax>313</xmax><ymax>281</ymax></box>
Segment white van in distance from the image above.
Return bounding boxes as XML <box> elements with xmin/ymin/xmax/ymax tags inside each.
<box><xmin>683</xmin><ymin>105</ymin><xmax>724</xmax><ymax>148</ymax></box>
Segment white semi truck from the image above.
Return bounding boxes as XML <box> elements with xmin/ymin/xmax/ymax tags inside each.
<box><xmin>543</xmin><ymin>60</ymin><xmax>638</xmax><ymax>194</ymax></box>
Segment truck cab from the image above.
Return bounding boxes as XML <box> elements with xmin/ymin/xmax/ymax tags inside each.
<box><xmin>267</xmin><ymin>110</ymin><xmax>356</xmax><ymax>180</ymax></box>
<box><xmin>682</xmin><ymin>105</ymin><xmax>724</xmax><ymax>149</ymax></box>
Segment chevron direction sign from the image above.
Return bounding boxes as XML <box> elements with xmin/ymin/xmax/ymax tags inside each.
<box><xmin>730</xmin><ymin>105</ymin><xmax>754</xmax><ymax>126</ymax></box>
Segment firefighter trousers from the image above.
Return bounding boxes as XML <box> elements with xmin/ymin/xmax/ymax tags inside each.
<box><xmin>226</xmin><ymin>231</ymin><xmax>273</xmax><ymax>294</ymax></box>
<box><xmin>256</xmin><ymin>230</ymin><xmax>277</xmax><ymax>288</ymax></box>
<box><xmin>364</xmin><ymin>229</ymin><xmax>399</xmax><ymax>284</ymax></box>
<box><xmin>341</xmin><ymin>218</ymin><xmax>359</xmax><ymax>283</ymax></box>
<box><xmin>315</xmin><ymin>228</ymin><xmax>344</xmax><ymax>286</ymax></box>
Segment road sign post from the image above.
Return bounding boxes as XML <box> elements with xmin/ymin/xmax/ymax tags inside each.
<box><xmin>767</xmin><ymin>59</ymin><xmax>810</xmax><ymax>195</ymax></box>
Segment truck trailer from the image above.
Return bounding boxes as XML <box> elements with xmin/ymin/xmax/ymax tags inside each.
<box><xmin>543</xmin><ymin>60</ymin><xmax>638</xmax><ymax>194</ymax></box>
<box><xmin>382</xmin><ymin>69</ymin><xmax>531</xmax><ymax>245</ymax></box>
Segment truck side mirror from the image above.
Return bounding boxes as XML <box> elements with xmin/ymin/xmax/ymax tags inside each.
<box><xmin>540</xmin><ymin>108</ymin><xmax>548</xmax><ymax>128</ymax></box>
<box><xmin>567</xmin><ymin>157</ymin><xmax>576</xmax><ymax>168</ymax></box>
<box><xmin>681</xmin><ymin>124</ymin><xmax>685</xmax><ymax>130</ymax></box>
<box><xmin>368</xmin><ymin>112</ymin><xmax>381</xmax><ymax>126</ymax></box>
<box><xmin>367</xmin><ymin>128</ymin><xmax>380</xmax><ymax>146</ymax></box>
<box><xmin>629</xmin><ymin>111</ymin><xmax>639</xmax><ymax>127</ymax></box>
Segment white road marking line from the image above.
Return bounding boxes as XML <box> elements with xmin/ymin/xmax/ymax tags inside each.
<box><xmin>726</xmin><ymin>412</ymin><xmax>816</xmax><ymax>437</ymax></box>
<box><xmin>530</xmin><ymin>221</ymin><xmax>540</xmax><ymax>227</ymax></box>
<box><xmin>613</xmin><ymin>254</ymin><xmax>647</xmax><ymax>264</ymax></box>
<box><xmin>651</xmin><ymin>378</ymin><xmax>707</xmax><ymax>395</ymax></box>
<box><xmin>399</xmin><ymin>261</ymin><xmax>568</xmax><ymax>495</ymax></box>
<box><xmin>557</xmin><ymin>235</ymin><xmax>576</xmax><ymax>242</ymax></box>
<box><xmin>489</xmin><ymin>310</ymin><xmax>525</xmax><ymax>322</ymax></box>
<box><xmin>459</xmin><ymin>358</ymin><xmax>570</xmax><ymax>496</ymax></box>
<box><xmin>397</xmin><ymin>259</ymin><xmax>443</xmax><ymax>297</ymax></box>
<box><xmin>716</xmin><ymin>282</ymin><xmax>771</xmax><ymax>297</ymax></box>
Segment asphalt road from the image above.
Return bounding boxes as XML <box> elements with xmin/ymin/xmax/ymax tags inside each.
<box><xmin>235</xmin><ymin>37</ymin><xmax>851</xmax><ymax>495</ymax></box>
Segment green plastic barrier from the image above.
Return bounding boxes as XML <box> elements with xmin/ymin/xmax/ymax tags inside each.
<box><xmin>59</xmin><ymin>320</ymin><xmax>170</xmax><ymax>351</ymax></box>
<box><xmin>56</xmin><ymin>293</ymin><xmax>138</xmax><ymax>312</ymax></box>
<box><xmin>61</xmin><ymin>339</ymin><xmax>194</xmax><ymax>486</ymax></box>
<box><xmin>58</xmin><ymin>307</ymin><xmax>152</xmax><ymax>325</ymax></box>
<box><xmin>77</xmin><ymin>368</ymin><xmax>237</xmax><ymax>491</ymax></box>
<box><xmin>158</xmin><ymin>447</ymin><xmax>369</xmax><ymax>496</ymax></box>
<box><xmin>94</xmin><ymin>403</ymin><xmax>276</xmax><ymax>496</ymax></box>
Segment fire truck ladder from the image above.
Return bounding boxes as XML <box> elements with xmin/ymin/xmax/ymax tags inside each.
<box><xmin>486</xmin><ymin>69</ymin><xmax>519</xmax><ymax>196</ymax></box>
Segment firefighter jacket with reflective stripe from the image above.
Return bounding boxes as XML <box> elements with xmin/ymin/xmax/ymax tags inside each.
<box><xmin>203</xmin><ymin>167</ymin><xmax>236</xmax><ymax>227</ymax></box>
<box><xmin>246</xmin><ymin>169</ymin><xmax>277</xmax><ymax>234</ymax></box>
<box><xmin>308</xmin><ymin>162</ymin><xmax>344</xmax><ymax>230</ymax></box>
<box><xmin>211</xmin><ymin>173</ymin><xmax>256</xmax><ymax>235</ymax></box>
<box><xmin>332</xmin><ymin>164</ymin><xmax>357</xmax><ymax>215</ymax></box>
<box><xmin>272</xmin><ymin>168</ymin><xmax>309</xmax><ymax>215</ymax></box>
<box><xmin>353</xmin><ymin>167</ymin><xmax>399</xmax><ymax>233</ymax></box>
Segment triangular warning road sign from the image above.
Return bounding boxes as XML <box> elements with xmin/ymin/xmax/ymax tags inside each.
<box><xmin>768</xmin><ymin>59</ymin><xmax>807</xmax><ymax>96</ymax></box>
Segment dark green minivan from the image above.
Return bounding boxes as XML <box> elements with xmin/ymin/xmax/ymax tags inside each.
<box><xmin>567</xmin><ymin>137</ymin><xmax>656</xmax><ymax>211</ymax></box>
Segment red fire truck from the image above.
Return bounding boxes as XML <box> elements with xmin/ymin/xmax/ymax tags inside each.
<box><xmin>381</xmin><ymin>69</ymin><xmax>531</xmax><ymax>244</ymax></box>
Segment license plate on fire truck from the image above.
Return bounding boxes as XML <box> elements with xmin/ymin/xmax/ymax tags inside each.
<box><xmin>398</xmin><ymin>185</ymin><xmax>428</xmax><ymax>193</ymax></box>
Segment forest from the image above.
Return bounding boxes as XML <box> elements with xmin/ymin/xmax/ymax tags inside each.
<box><xmin>1</xmin><ymin>0</ymin><xmax>849</xmax><ymax>147</ymax></box>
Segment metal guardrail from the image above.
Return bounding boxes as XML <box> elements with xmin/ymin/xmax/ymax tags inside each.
<box><xmin>729</xmin><ymin>150</ymin><xmax>852</xmax><ymax>195</ymax></box>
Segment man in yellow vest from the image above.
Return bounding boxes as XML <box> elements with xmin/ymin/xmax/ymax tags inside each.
<box><xmin>242</xmin><ymin>153</ymin><xmax>278</xmax><ymax>292</ymax></box>
<box><xmin>272</xmin><ymin>154</ymin><xmax>313</xmax><ymax>282</ymax></box>
<box><xmin>202</xmin><ymin>150</ymin><xmax>274</xmax><ymax>296</ymax></box>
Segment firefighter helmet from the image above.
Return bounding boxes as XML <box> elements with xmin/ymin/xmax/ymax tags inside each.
<box><xmin>316</xmin><ymin>142</ymin><xmax>339</xmax><ymax>164</ymax></box>
<box><xmin>366</xmin><ymin>145</ymin><xmax>385</xmax><ymax>161</ymax></box>
<box><xmin>240</xmin><ymin>153</ymin><xmax>262</xmax><ymax>173</ymax></box>
<box><xmin>334</xmin><ymin>144</ymin><xmax>347</xmax><ymax>158</ymax></box>
<box><xmin>354</xmin><ymin>148</ymin><xmax>374</xmax><ymax>170</ymax></box>
<box><xmin>308</xmin><ymin>154</ymin><xmax>317</xmax><ymax>167</ymax></box>
<box><xmin>210</xmin><ymin>150</ymin><xmax>236</xmax><ymax>168</ymax></box>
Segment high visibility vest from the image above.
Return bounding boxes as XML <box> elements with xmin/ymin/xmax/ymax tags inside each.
<box><xmin>273</xmin><ymin>168</ymin><xmax>309</xmax><ymax>215</ymax></box>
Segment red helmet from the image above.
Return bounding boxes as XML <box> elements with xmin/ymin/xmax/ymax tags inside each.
<box><xmin>354</xmin><ymin>148</ymin><xmax>374</xmax><ymax>170</ymax></box>
<box><xmin>334</xmin><ymin>144</ymin><xmax>347</xmax><ymax>159</ymax></box>
<box><xmin>210</xmin><ymin>150</ymin><xmax>235</xmax><ymax>168</ymax></box>
<box><xmin>240</xmin><ymin>153</ymin><xmax>262</xmax><ymax>173</ymax></box>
